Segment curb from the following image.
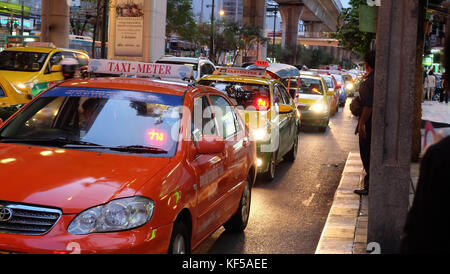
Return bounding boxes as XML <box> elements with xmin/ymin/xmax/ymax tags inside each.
<box><xmin>315</xmin><ymin>152</ymin><xmax>364</xmax><ymax>254</ymax></box>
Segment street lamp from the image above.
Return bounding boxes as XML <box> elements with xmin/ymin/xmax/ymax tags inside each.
<box><xmin>267</xmin><ymin>3</ymin><xmax>279</xmax><ymax>61</ymax></box>
<box><xmin>219</xmin><ymin>9</ymin><xmax>225</xmax><ymax>17</ymax></box>
<box><xmin>206</xmin><ymin>0</ymin><xmax>215</xmax><ymax>61</ymax></box>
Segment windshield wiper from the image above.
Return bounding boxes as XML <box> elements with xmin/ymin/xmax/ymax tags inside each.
<box><xmin>0</xmin><ymin>137</ymin><xmax>103</xmax><ymax>147</ymax></box>
<box><xmin>0</xmin><ymin>137</ymin><xmax>168</xmax><ymax>154</ymax></box>
<box><xmin>109</xmin><ymin>145</ymin><xmax>168</xmax><ymax>154</ymax></box>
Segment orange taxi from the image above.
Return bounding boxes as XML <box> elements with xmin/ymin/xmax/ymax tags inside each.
<box><xmin>0</xmin><ymin>60</ymin><xmax>256</xmax><ymax>254</ymax></box>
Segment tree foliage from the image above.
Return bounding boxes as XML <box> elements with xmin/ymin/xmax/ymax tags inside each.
<box><xmin>166</xmin><ymin>0</ymin><xmax>196</xmax><ymax>42</ymax></box>
<box><xmin>331</xmin><ymin>0</ymin><xmax>376</xmax><ymax>55</ymax></box>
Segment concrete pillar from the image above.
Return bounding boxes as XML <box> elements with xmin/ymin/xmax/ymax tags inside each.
<box><xmin>41</xmin><ymin>0</ymin><xmax>70</xmax><ymax>48</ymax></box>
<box><xmin>279</xmin><ymin>4</ymin><xmax>303</xmax><ymax>65</ymax></box>
<box><xmin>108</xmin><ymin>0</ymin><xmax>166</xmax><ymax>62</ymax></box>
<box><xmin>368</xmin><ymin>0</ymin><xmax>420</xmax><ymax>253</ymax></box>
<box><xmin>242</xmin><ymin>0</ymin><xmax>267</xmax><ymax>63</ymax></box>
<box><xmin>310</xmin><ymin>22</ymin><xmax>323</xmax><ymax>37</ymax></box>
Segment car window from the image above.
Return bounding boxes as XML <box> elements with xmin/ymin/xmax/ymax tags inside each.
<box><xmin>299</xmin><ymin>77</ymin><xmax>324</xmax><ymax>95</ymax></box>
<box><xmin>199</xmin><ymin>80</ymin><xmax>270</xmax><ymax>111</ymax></box>
<box><xmin>0</xmin><ymin>51</ymin><xmax>48</xmax><ymax>72</ymax></box>
<box><xmin>75</xmin><ymin>53</ymin><xmax>89</xmax><ymax>66</ymax></box>
<box><xmin>192</xmin><ymin>96</ymin><xmax>218</xmax><ymax>143</ymax></box>
<box><xmin>200</xmin><ymin>63</ymin><xmax>215</xmax><ymax>77</ymax></box>
<box><xmin>278</xmin><ymin>85</ymin><xmax>293</xmax><ymax>105</ymax></box>
<box><xmin>209</xmin><ymin>95</ymin><xmax>238</xmax><ymax>139</ymax></box>
<box><xmin>273</xmin><ymin>85</ymin><xmax>284</xmax><ymax>105</ymax></box>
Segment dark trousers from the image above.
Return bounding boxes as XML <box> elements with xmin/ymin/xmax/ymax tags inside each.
<box><xmin>359</xmin><ymin>127</ymin><xmax>372</xmax><ymax>190</ymax></box>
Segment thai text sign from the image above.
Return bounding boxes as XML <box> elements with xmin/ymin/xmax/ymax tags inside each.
<box><xmin>114</xmin><ymin>0</ymin><xmax>144</xmax><ymax>57</ymax></box>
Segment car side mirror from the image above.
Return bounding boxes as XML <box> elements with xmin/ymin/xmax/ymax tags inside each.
<box><xmin>196</xmin><ymin>135</ymin><xmax>225</xmax><ymax>154</ymax></box>
<box><xmin>51</xmin><ymin>65</ymin><xmax>62</xmax><ymax>73</ymax></box>
<box><xmin>278</xmin><ymin>104</ymin><xmax>294</xmax><ymax>114</ymax></box>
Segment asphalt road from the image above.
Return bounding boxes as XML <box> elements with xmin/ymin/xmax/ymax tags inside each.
<box><xmin>194</xmin><ymin>98</ymin><xmax>360</xmax><ymax>254</ymax></box>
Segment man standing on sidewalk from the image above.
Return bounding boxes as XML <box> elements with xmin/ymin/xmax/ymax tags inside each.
<box><xmin>354</xmin><ymin>50</ymin><xmax>376</xmax><ymax>196</ymax></box>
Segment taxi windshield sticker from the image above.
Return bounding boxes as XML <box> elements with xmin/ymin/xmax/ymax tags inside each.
<box><xmin>42</xmin><ymin>86</ymin><xmax>182</xmax><ymax>107</ymax></box>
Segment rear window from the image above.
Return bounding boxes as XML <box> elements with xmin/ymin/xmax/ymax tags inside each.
<box><xmin>199</xmin><ymin>80</ymin><xmax>271</xmax><ymax>111</ymax></box>
<box><xmin>299</xmin><ymin>77</ymin><xmax>323</xmax><ymax>95</ymax></box>
<box><xmin>0</xmin><ymin>86</ymin><xmax>5</xmax><ymax>97</ymax></box>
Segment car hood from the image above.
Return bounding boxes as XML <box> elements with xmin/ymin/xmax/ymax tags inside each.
<box><xmin>0</xmin><ymin>144</ymin><xmax>170</xmax><ymax>213</ymax></box>
<box><xmin>0</xmin><ymin>70</ymin><xmax>37</xmax><ymax>86</ymax></box>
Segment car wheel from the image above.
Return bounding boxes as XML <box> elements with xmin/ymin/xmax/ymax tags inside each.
<box><xmin>168</xmin><ymin>221</ymin><xmax>190</xmax><ymax>254</ymax></box>
<box><xmin>223</xmin><ymin>179</ymin><xmax>251</xmax><ymax>232</ymax></box>
<box><xmin>284</xmin><ymin>134</ymin><xmax>298</xmax><ymax>162</ymax></box>
<box><xmin>262</xmin><ymin>152</ymin><xmax>277</xmax><ymax>181</ymax></box>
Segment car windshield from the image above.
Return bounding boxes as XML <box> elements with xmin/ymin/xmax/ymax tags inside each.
<box><xmin>0</xmin><ymin>87</ymin><xmax>183</xmax><ymax>157</ymax></box>
<box><xmin>0</xmin><ymin>51</ymin><xmax>48</xmax><ymax>72</ymax></box>
<box><xmin>199</xmin><ymin>80</ymin><xmax>271</xmax><ymax>110</ymax></box>
<box><xmin>299</xmin><ymin>78</ymin><xmax>323</xmax><ymax>95</ymax></box>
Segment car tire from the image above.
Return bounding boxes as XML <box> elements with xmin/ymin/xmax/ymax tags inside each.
<box><xmin>223</xmin><ymin>179</ymin><xmax>251</xmax><ymax>232</ymax></box>
<box><xmin>284</xmin><ymin>133</ymin><xmax>298</xmax><ymax>162</ymax></box>
<box><xmin>262</xmin><ymin>152</ymin><xmax>277</xmax><ymax>181</ymax></box>
<box><xmin>168</xmin><ymin>221</ymin><xmax>190</xmax><ymax>254</ymax></box>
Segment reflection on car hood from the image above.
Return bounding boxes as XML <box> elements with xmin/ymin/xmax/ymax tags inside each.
<box><xmin>0</xmin><ymin>143</ymin><xmax>170</xmax><ymax>213</ymax></box>
<box><xmin>0</xmin><ymin>70</ymin><xmax>37</xmax><ymax>85</ymax></box>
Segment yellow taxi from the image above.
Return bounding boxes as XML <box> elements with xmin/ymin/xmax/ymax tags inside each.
<box><xmin>0</xmin><ymin>42</ymin><xmax>89</xmax><ymax>97</ymax></box>
<box><xmin>199</xmin><ymin>67</ymin><xmax>300</xmax><ymax>181</ymax></box>
<box><xmin>297</xmin><ymin>73</ymin><xmax>334</xmax><ymax>132</ymax></box>
<box><xmin>0</xmin><ymin>74</ymin><xmax>32</xmax><ymax>121</ymax></box>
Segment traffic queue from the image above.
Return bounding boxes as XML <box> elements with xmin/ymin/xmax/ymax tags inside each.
<box><xmin>0</xmin><ymin>43</ymin><xmax>361</xmax><ymax>254</ymax></box>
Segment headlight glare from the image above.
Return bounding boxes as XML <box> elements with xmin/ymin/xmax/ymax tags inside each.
<box><xmin>251</xmin><ymin>128</ymin><xmax>268</xmax><ymax>141</ymax></box>
<box><xmin>68</xmin><ymin>196</ymin><xmax>154</xmax><ymax>235</ymax></box>
<box><xmin>310</xmin><ymin>103</ymin><xmax>325</xmax><ymax>113</ymax></box>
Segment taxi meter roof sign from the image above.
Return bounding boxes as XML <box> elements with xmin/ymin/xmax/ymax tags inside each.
<box><xmin>213</xmin><ymin>67</ymin><xmax>271</xmax><ymax>78</ymax></box>
<box><xmin>87</xmin><ymin>59</ymin><xmax>194</xmax><ymax>80</ymax></box>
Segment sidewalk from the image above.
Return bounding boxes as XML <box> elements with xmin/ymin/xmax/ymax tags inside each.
<box><xmin>315</xmin><ymin>101</ymin><xmax>449</xmax><ymax>254</ymax></box>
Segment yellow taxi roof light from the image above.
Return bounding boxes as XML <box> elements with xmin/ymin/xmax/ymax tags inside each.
<box><xmin>213</xmin><ymin>68</ymin><xmax>271</xmax><ymax>79</ymax></box>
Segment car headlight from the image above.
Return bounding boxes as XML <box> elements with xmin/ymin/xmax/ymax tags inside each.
<box><xmin>68</xmin><ymin>196</ymin><xmax>154</xmax><ymax>235</ymax></box>
<box><xmin>346</xmin><ymin>83</ymin><xmax>354</xmax><ymax>90</ymax></box>
<box><xmin>310</xmin><ymin>103</ymin><xmax>326</xmax><ymax>113</ymax></box>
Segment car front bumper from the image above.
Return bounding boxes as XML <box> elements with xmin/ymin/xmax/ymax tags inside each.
<box><xmin>0</xmin><ymin>215</ymin><xmax>173</xmax><ymax>254</ymax></box>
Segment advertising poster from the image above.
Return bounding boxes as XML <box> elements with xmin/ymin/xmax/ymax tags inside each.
<box><xmin>114</xmin><ymin>0</ymin><xmax>145</xmax><ymax>57</ymax></box>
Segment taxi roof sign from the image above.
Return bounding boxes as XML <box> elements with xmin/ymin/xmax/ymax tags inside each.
<box><xmin>26</xmin><ymin>42</ymin><xmax>56</xmax><ymax>48</ymax></box>
<box><xmin>213</xmin><ymin>67</ymin><xmax>270</xmax><ymax>79</ymax></box>
<box><xmin>87</xmin><ymin>59</ymin><xmax>194</xmax><ymax>80</ymax></box>
<box><xmin>254</xmin><ymin>60</ymin><xmax>269</xmax><ymax>67</ymax></box>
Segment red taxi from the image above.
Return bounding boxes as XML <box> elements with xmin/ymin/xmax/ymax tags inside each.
<box><xmin>0</xmin><ymin>60</ymin><xmax>256</xmax><ymax>254</ymax></box>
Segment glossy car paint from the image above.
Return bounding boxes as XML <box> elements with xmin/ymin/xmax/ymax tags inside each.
<box><xmin>0</xmin><ymin>78</ymin><xmax>256</xmax><ymax>253</ymax></box>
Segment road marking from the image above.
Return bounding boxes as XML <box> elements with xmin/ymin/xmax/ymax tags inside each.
<box><xmin>302</xmin><ymin>193</ymin><xmax>315</xmax><ymax>207</ymax></box>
